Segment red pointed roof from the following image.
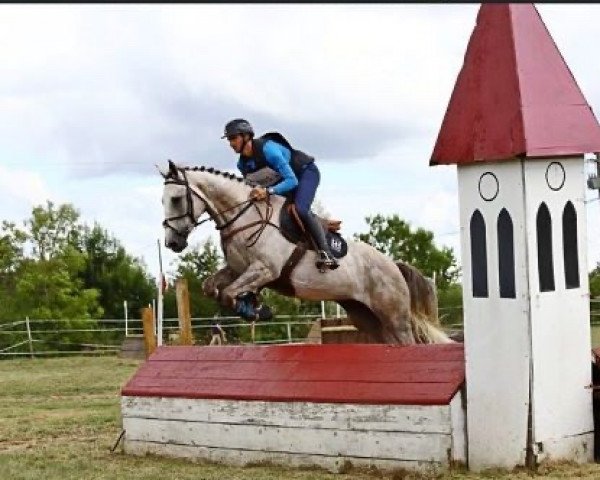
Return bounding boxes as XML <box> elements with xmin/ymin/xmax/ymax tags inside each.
<box><xmin>430</xmin><ymin>3</ymin><xmax>600</xmax><ymax>166</ymax></box>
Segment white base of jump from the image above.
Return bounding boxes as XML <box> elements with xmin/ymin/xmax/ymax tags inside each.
<box><xmin>536</xmin><ymin>432</ymin><xmax>594</xmax><ymax>465</ymax></box>
<box><xmin>122</xmin><ymin>392</ymin><xmax>467</xmax><ymax>473</ymax></box>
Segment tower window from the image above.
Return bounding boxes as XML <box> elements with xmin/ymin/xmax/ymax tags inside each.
<box><xmin>562</xmin><ymin>201</ymin><xmax>580</xmax><ymax>289</ymax></box>
<box><xmin>536</xmin><ymin>203</ymin><xmax>555</xmax><ymax>292</ymax></box>
<box><xmin>470</xmin><ymin>209</ymin><xmax>488</xmax><ymax>298</ymax></box>
<box><xmin>497</xmin><ymin>208</ymin><xmax>515</xmax><ymax>298</ymax></box>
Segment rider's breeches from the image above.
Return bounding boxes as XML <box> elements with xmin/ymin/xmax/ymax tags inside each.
<box><xmin>294</xmin><ymin>163</ymin><xmax>332</xmax><ymax>254</ymax></box>
<box><xmin>295</xmin><ymin>162</ymin><xmax>319</xmax><ymax>219</ymax></box>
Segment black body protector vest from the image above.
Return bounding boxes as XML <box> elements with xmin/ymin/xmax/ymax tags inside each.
<box><xmin>239</xmin><ymin>132</ymin><xmax>315</xmax><ymax>188</ymax></box>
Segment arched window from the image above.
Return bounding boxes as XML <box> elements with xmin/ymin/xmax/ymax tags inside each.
<box><xmin>562</xmin><ymin>201</ymin><xmax>580</xmax><ymax>289</ymax></box>
<box><xmin>497</xmin><ymin>208</ymin><xmax>515</xmax><ymax>298</ymax></box>
<box><xmin>536</xmin><ymin>203</ymin><xmax>555</xmax><ymax>292</ymax></box>
<box><xmin>470</xmin><ymin>210</ymin><xmax>488</xmax><ymax>298</ymax></box>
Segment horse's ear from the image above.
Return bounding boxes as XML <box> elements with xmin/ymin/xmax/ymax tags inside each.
<box><xmin>168</xmin><ymin>159</ymin><xmax>178</xmax><ymax>177</ymax></box>
<box><xmin>156</xmin><ymin>164</ymin><xmax>168</xmax><ymax>179</ymax></box>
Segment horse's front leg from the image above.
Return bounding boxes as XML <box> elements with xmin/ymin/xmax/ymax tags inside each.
<box><xmin>202</xmin><ymin>265</ymin><xmax>240</xmax><ymax>301</ymax></box>
<box><xmin>220</xmin><ymin>261</ymin><xmax>277</xmax><ymax>310</ymax></box>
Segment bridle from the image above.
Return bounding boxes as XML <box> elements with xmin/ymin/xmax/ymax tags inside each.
<box><xmin>162</xmin><ymin>167</ymin><xmax>279</xmax><ymax>248</ymax></box>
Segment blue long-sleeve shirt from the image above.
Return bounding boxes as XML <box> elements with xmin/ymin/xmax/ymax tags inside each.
<box><xmin>237</xmin><ymin>140</ymin><xmax>298</xmax><ymax>195</ymax></box>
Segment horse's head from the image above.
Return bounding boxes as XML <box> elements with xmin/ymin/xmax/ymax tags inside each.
<box><xmin>159</xmin><ymin>160</ymin><xmax>208</xmax><ymax>253</ymax></box>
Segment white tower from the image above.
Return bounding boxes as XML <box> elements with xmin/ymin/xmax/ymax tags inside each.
<box><xmin>430</xmin><ymin>3</ymin><xmax>600</xmax><ymax>471</ymax></box>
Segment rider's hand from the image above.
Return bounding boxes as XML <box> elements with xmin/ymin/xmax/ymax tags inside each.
<box><xmin>249</xmin><ymin>186</ymin><xmax>268</xmax><ymax>201</ymax></box>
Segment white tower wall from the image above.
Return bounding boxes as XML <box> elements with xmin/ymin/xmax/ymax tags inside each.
<box><xmin>458</xmin><ymin>162</ymin><xmax>531</xmax><ymax>469</ymax></box>
<box><xmin>458</xmin><ymin>157</ymin><xmax>593</xmax><ymax>470</ymax></box>
<box><xmin>523</xmin><ymin>158</ymin><xmax>593</xmax><ymax>462</ymax></box>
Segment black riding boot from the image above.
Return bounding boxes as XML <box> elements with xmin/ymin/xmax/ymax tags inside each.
<box><xmin>303</xmin><ymin>213</ymin><xmax>339</xmax><ymax>271</ymax></box>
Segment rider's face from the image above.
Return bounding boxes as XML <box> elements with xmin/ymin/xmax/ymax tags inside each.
<box><xmin>228</xmin><ymin>134</ymin><xmax>243</xmax><ymax>153</ymax></box>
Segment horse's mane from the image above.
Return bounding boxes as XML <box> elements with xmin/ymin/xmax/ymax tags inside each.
<box><xmin>179</xmin><ymin>164</ymin><xmax>253</xmax><ymax>187</ymax></box>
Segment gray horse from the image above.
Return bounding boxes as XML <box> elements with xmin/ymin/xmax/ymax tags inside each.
<box><xmin>159</xmin><ymin>160</ymin><xmax>452</xmax><ymax>345</ymax></box>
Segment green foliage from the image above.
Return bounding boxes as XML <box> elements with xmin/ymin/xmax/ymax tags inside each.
<box><xmin>2</xmin><ymin>201</ymin><xmax>104</xmax><ymax>326</ymax></box>
<box><xmin>0</xmin><ymin>221</ymin><xmax>27</xmax><ymax>319</ymax></box>
<box><xmin>0</xmin><ymin>221</ymin><xmax>26</xmax><ymax>274</ymax></box>
<box><xmin>354</xmin><ymin>213</ymin><xmax>460</xmax><ymax>290</ymax></box>
<box><xmin>78</xmin><ymin>223</ymin><xmax>155</xmax><ymax>319</ymax></box>
<box><xmin>0</xmin><ymin>200</ymin><xmax>159</xmax><ymax>353</ymax></box>
<box><xmin>14</xmin><ymin>257</ymin><xmax>102</xmax><ymax>321</ymax></box>
<box><xmin>590</xmin><ymin>264</ymin><xmax>600</xmax><ymax>299</ymax></box>
<box><xmin>437</xmin><ymin>282</ymin><xmax>463</xmax><ymax>326</ymax></box>
<box><xmin>26</xmin><ymin>201</ymin><xmax>82</xmax><ymax>261</ymax></box>
<box><xmin>590</xmin><ymin>265</ymin><xmax>600</xmax><ymax>326</ymax></box>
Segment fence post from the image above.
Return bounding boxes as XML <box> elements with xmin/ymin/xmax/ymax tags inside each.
<box><xmin>286</xmin><ymin>322</ymin><xmax>292</xmax><ymax>343</ymax></box>
<box><xmin>175</xmin><ymin>278</ymin><xmax>194</xmax><ymax>345</ymax></box>
<box><xmin>142</xmin><ymin>307</ymin><xmax>157</xmax><ymax>358</ymax></box>
<box><xmin>25</xmin><ymin>316</ymin><xmax>34</xmax><ymax>359</ymax></box>
<box><xmin>124</xmin><ymin>300</ymin><xmax>128</xmax><ymax>337</ymax></box>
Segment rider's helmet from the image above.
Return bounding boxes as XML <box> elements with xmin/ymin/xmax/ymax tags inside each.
<box><xmin>221</xmin><ymin>119</ymin><xmax>254</xmax><ymax>139</ymax></box>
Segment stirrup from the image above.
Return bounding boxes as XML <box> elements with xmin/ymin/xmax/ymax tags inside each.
<box><xmin>315</xmin><ymin>250</ymin><xmax>339</xmax><ymax>271</ymax></box>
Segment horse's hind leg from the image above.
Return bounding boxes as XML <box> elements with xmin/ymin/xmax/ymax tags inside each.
<box><xmin>367</xmin><ymin>293</ymin><xmax>415</xmax><ymax>345</ymax></box>
<box><xmin>338</xmin><ymin>300</ymin><xmax>385</xmax><ymax>344</ymax></box>
<box><xmin>338</xmin><ymin>299</ymin><xmax>414</xmax><ymax>345</ymax></box>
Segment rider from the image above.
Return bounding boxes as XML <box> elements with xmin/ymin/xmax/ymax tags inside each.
<box><xmin>222</xmin><ymin>118</ymin><xmax>339</xmax><ymax>271</ymax></box>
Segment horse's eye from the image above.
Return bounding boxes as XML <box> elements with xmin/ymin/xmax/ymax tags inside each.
<box><xmin>172</xmin><ymin>196</ymin><xmax>183</xmax><ymax>205</ymax></box>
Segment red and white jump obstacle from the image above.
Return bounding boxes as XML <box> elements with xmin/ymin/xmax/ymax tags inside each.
<box><xmin>121</xmin><ymin>343</ymin><xmax>466</xmax><ymax>473</ymax></box>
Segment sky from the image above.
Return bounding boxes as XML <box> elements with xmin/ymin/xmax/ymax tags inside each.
<box><xmin>1</xmin><ymin>3</ymin><xmax>600</xmax><ymax>284</ymax></box>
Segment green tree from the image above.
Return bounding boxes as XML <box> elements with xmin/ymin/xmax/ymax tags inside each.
<box><xmin>15</xmin><ymin>201</ymin><xmax>103</xmax><ymax>322</ymax></box>
<box><xmin>590</xmin><ymin>264</ymin><xmax>600</xmax><ymax>299</ymax></box>
<box><xmin>13</xmin><ymin>257</ymin><xmax>102</xmax><ymax>320</ymax></box>
<box><xmin>0</xmin><ymin>221</ymin><xmax>27</xmax><ymax>319</ymax></box>
<box><xmin>26</xmin><ymin>201</ymin><xmax>82</xmax><ymax>261</ymax></box>
<box><xmin>354</xmin><ymin>213</ymin><xmax>459</xmax><ymax>290</ymax></box>
<box><xmin>0</xmin><ymin>202</ymin><xmax>103</xmax><ymax>350</ymax></box>
<box><xmin>436</xmin><ymin>282</ymin><xmax>463</xmax><ymax>327</ymax></box>
<box><xmin>590</xmin><ymin>265</ymin><xmax>600</xmax><ymax>326</ymax></box>
<box><xmin>0</xmin><ymin>221</ymin><xmax>26</xmax><ymax>274</ymax></box>
<box><xmin>78</xmin><ymin>223</ymin><xmax>155</xmax><ymax>319</ymax></box>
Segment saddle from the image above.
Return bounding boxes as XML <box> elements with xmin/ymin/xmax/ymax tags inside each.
<box><xmin>278</xmin><ymin>199</ymin><xmax>347</xmax><ymax>258</ymax></box>
<box><xmin>266</xmin><ymin>199</ymin><xmax>348</xmax><ymax>297</ymax></box>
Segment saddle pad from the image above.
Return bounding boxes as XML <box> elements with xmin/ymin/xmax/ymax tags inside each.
<box><xmin>326</xmin><ymin>231</ymin><xmax>347</xmax><ymax>259</ymax></box>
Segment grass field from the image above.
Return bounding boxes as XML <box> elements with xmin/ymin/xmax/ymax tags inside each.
<box><xmin>1</xmin><ymin>355</ymin><xmax>600</xmax><ymax>480</ymax></box>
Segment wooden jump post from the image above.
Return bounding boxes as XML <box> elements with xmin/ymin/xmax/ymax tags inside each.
<box><xmin>141</xmin><ymin>307</ymin><xmax>156</xmax><ymax>359</ymax></box>
<box><xmin>141</xmin><ymin>279</ymin><xmax>194</xmax><ymax>356</ymax></box>
<box><xmin>175</xmin><ymin>278</ymin><xmax>194</xmax><ymax>345</ymax></box>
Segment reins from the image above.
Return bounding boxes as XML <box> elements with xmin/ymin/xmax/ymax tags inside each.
<box><xmin>220</xmin><ymin>198</ymin><xmax>280</xmax><ymax>248</ymax></box>
<box><xmin>163</xmin><ymin>167</ymin><xmax>281</xmax><ymax>248</ymax></box>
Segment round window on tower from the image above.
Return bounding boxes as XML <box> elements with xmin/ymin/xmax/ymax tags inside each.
<box><xmin>478</xmin><ymin>172</ymin><xmax>499</xmax><ymax>201</ymax></box>
<box><xmin>545</xmin><ymin>161</ymin><xmax>566</xmax><ymax>191</ymax></box>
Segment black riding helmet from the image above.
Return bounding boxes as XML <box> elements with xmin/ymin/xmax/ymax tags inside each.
<box><xmin>221</xmin><ymin>119</ymin><xmax>254</xmax><ymax>139</ymax></box>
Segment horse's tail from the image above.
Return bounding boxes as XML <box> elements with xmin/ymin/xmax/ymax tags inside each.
<box><xmin>396</xmin><ymin>261</ymin><xmax>454</xmax><ymax>344</ymax></box>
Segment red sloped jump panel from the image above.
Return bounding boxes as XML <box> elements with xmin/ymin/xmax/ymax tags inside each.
<box><xmin>122</xmin><ymin>343</ymin><xmax>465</xmax><ymax>406</ymax></box>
